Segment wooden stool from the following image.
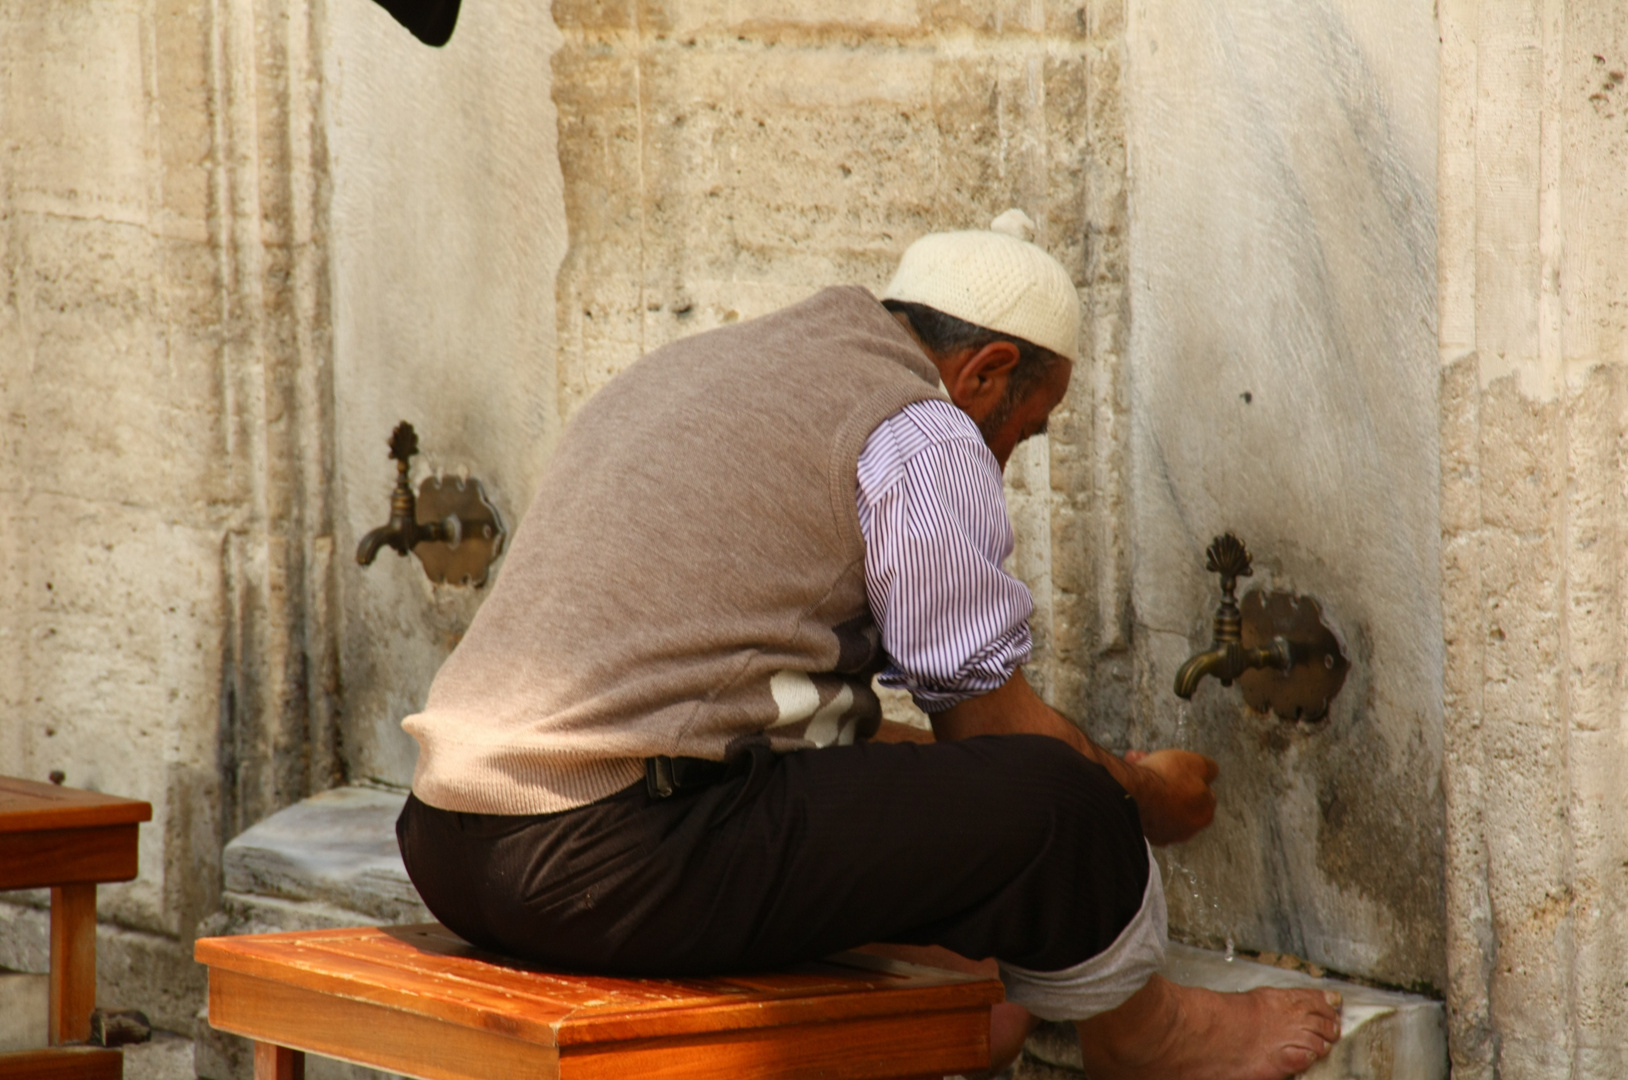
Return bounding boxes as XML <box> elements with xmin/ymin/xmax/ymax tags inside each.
<box><xmin>0</xmin><ymin>775</ymin><xmax>151</xmax><ymax>1079</ymax></box>
<box><xmin>196</xmin><ymin>923</ymin><xmax>1005</xmax><ymax>1080</ymax></box>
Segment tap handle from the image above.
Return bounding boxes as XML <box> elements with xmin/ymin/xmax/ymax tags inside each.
<box><xmin>387</xmin><ymin>422</ymin><xmax>420</xmax><ymax>465</ymax></box>
<box><xmin>1204</xmin><ymin>533</ymin><xmax>1253</xmax><ymax>599</ymax></box>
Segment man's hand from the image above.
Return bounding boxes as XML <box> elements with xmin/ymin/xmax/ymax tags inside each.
<box><xmin>1122</xmin><ymin>748</ymin><xmax>1218</xmax><ymax>845</ymax></box>
<box><xmin>933</xmin><ymin>671</ymin><xmax>1221</xmax><ymax>846</ymax></box>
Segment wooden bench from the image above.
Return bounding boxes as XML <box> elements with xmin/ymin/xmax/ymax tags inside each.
<box><xmin>0</xmin><ymin>775</ymin><xmax>152</xmax><ymax>1079</ymax></box>
<box><xmin>195</xmin><ymin>923</ymin><xmax>1005</xmax><ymax>1080</ymax></box>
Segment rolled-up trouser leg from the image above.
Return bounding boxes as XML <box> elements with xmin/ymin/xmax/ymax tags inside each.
<box><xmin>998</xmin><ymin>841</ymin><xmax>1167</xmax><ymax>1020</ymax></box>
<box><xmin>399</xmin><ymin>734</ymin><xmax>1156</xmax><ymax>1001</ymax></box>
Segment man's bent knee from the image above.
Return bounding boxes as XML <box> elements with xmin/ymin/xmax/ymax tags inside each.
<box><xmin>997</xmin><ymin>838</ymin><xmax>1168</xmax><ymax>1022</ymax></box>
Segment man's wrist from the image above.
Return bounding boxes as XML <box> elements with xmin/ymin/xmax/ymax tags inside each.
<box><xmin>1074</xmin><ymin>736</ymin><xmax>1150</xmax><ymax>801</ymax></box>
<box><xmin>1112</xmin><ymin>756</ymin><xmax>1158</xmax><ymax>806</ymax></box>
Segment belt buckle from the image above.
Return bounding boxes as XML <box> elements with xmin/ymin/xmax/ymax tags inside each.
<box><xmin>645</xmin><ymin>755</ymin><xmax>677</xmax><ymax>799</ymax></box>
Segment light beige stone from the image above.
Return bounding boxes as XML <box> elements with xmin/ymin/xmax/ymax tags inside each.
<box><xmin>325</xmin><ymin>0</ymin><xmax>568</xmax><ymax>787</ymax></box>
<box><xmin>0</xmin><ymin>0</ymin><xmax>265</xmax><ymax>1019</ymax></box>
<box><xmin>1437</xmin><ymin>2</ymin><xmax>1628</xmax><ymax>1072</ymax></box>
<box><xmin>0</xmin><ymin>972</ymin><xmax>47</xmax><ymax>1052</ymax></box>
<box><xmin>0</xmin><ymin>0</ymin><xmax>563</xmax><ymax>1058</ymax></box>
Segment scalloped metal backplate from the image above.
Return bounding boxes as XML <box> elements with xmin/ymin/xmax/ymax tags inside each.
<box><xmin>1236</xmin><ymin>590</ymin><xmax>1349</xmax><ymax>722</ymax></box>
<box><xmin>414</xmin><ymin>476</ymin><xmax>506</xmax><ymax>587</ymax></box>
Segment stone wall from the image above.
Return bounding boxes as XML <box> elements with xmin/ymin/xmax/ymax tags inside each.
<box><xmin>1438</xmin><ymin>1</ymin><xmax>1628</xmax><ymax>1075</ymax></box>
<box><xmin>0</xmin><ymin>0</ymin><xmax>567</xmax><ymax>1052</ymax></box>
<box><xmin>0</xmin><ymin>0</ymin><xmax>333</xmax><ymax>1034</ymax></box>
<box><xmin>11</xmin><ymin>0</ymin><xmax>1628</xmax><ymax>1075</ymax></box>
<box><xmin>551</xmin><ymin>0</ymin><xmax>1137</xmax><ymax>729</ymax></box>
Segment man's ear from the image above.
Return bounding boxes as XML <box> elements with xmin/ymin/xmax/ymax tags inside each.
<box><xmin>944</xmin><ymin>341</ymin><xmax>1022</xmax><ymax>421</ymax></box>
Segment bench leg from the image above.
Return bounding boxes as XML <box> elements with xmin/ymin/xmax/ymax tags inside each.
<box><xmin>49</xmin><ymin>883</ymin><xmax>97</xmax><ymax>1044</ymax></box>
<box><xmin>254</xmin><ymin>1042</ymin><xmax>305</xmax><ymax>1080</ymax></box>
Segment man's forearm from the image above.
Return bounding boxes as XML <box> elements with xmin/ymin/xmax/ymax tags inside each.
<box><xmin>930</xmin><ymin>671</ymin><xmax>1144</xmax><ymax>795</ymax></box>
<box><xmin>931</xmin><ymin>669</ymin><xmax>1218</xmax><ymax>845</ymax></box>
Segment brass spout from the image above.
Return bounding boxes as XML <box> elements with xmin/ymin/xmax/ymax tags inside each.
<box><xmin>1174</xmin><ymin>647</ymin><xmax>1229</xmax><ymax>699</ymax></box>
<box><xmin>353</xmin><ymin>420</ymin><xmax>508</xmax><ymax>587</ymax></box>
<box><xmin>1173</xmin><ymin>639</ymin><xmax>1297</xmax><ymax>700</ymax></box>
<box><xmin>355</xmin><ymin>524</ymin><xmax>399</xmax><ymax>566</ymax></box>
<box><xmin>1172</xmin><ymin>534</ymin><xmax>1297</xmax><ymax>699</ymax></box>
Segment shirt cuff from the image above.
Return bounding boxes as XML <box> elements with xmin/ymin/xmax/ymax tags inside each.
<box><xmin>876</xmin><ymin>622</ymin><xmax>1033</xmax><ymax>712</ymax></box>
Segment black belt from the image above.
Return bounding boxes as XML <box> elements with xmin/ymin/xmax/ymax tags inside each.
<box><xmin>644</xmin><ymin>755</ymin><xmax>740</xmax><ymax>799</ymax></box>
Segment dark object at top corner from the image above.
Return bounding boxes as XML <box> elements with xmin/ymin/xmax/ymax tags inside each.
<box><xmin>372</xmin><ymin>0</ymin><xmax>463</xmax><ymax>46</ymax></box>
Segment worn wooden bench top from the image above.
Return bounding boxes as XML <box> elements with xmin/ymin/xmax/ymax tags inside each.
<box><xmin>0</xmin><ymin>777</ymin><xmax>150</xmax><ymax>892</ymax></box>
<box><xmin>0</xmin><ymin>777</ymin><xmax>152</xmax><ymax>834</ymax></box>
<box><xmin>196</xmin><ymin>923</ymin><xmax>1005</xmax><ymax>1080</ymax></box>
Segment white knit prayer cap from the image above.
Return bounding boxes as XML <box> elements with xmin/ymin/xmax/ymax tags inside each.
<box><xmin>881</xmin><ymin>209</ymin><xmax>1080</xmax><ymax>359</ymax></box>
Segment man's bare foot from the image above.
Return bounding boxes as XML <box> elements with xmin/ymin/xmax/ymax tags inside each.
<box><xmin>1076</xmin><ymin>974</ymin><xmax>1342</xmax><ymax>1080</ymax></box>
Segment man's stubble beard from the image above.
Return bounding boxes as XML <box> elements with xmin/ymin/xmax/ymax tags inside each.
<box><xmin>977</xmin><ymin>387</ymin><xmax>1020</xmax><ymax>446</ymax></box>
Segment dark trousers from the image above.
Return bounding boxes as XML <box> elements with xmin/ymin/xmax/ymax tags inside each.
<box><xmin>396</xmin><ymin>734</ymin><xmax>1148</xmax><ymax>976</ymax></box>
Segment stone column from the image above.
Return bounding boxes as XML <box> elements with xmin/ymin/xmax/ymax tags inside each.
<box><xmin>0</xmin><ymin>0</ymin><xmax>335</xmax><ymax>1035</ymax></box>
<box><xmin>1438</xmin><ymin>2</ymin><xmax>1628</xmax><ymax>1076</ymax></box>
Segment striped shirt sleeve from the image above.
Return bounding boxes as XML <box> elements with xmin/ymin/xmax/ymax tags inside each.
<box><xmin>855</xmin><ymin>398</ymin><xmax>1034</xmax><ymax>712</ymax></box>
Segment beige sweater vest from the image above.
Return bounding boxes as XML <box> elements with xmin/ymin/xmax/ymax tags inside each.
<box><xmin>404</xmin><ymin>287</ymin><xmax>948</xmax><ymax>814</ymax></box>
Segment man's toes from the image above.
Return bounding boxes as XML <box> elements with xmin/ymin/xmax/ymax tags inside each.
<box><xmin>1297</xmin><ymin>1003</ymin><xmax>1339</xmax><ymax>1042</ymax></box>
<box><xmin>1276</xmin><ymin>1044</ymin><xmax>1316</xmax><ymax>1072</ymax></box>
<box><xmin>1299</xmin><ymin>989</ymin><xmax>1342</xmax><ymax>1026</ymax></box>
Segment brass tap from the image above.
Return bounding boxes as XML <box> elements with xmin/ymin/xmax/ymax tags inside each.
<box><xmin>356</xmin><ymin>422</ymin><xmax>455</xmax><ymax>565</ymax></box>
<box><xmin>1173</xmin><ymin>534</ymin><xmax>1298</xmax><ymax>699</ymax></box>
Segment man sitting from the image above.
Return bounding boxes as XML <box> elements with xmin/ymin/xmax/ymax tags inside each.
<box><xmin>396</xmin><ymin>213</ymin><xmax>1342</xmax><ymax>1079</ymax></box>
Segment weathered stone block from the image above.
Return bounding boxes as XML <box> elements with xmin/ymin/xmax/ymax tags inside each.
<box><xmin>0</xmin><ymin>900</ymin><xmax>204</xmax><ymax>1038</ymax></box>
<box><xmin>1124</xmin><ymin>0</ymin><xmax>1443</xmax><ymax>991</ymax></box>
<box><xmin>221</xmin><ymin>785</ymin><xmax>430</xmax><ymax>924</ymax></box>
<box><xmin>0</xmin><ymin>971</ymin><xmax>48</xmax><ymax>1051</ymax></box>
<box><xmin>3</xmin><ymin>3</ymin><xmax>154</xmax><ymax>223</ymax></box>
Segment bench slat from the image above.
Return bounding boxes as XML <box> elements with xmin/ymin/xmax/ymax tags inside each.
<box><xmin>202</xmin><ymin>937</ymin><xmax>573</xmax><ymax>1042</ymax></box>
<box><xmin>0</xmin><ymin>826</ymin><xmax>140</xmax><ymax>891</ymax></box>
<box><xmin>0</xmin><ymin>1047</ymin><xmax>123</xmax><ymax>1080</ymax></box>
<box><xmin>208</xmin><ymin>965</ymin><xmax>992</xmax><ymax>1080</ymax></box>
<box><xmin>0</xmin><ymin>778</ymin><xmax>151</xmax><ymax>834</ymax></box>
<box><xmin>330</xmin><ymin>926</ymin><xmax>969</xmax><ymax>1015</ymax></box>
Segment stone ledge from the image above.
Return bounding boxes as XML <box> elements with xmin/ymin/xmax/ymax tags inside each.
<box><xmin>222</xmin><ymin>786</ymin><xmax>429</xmax><ymax>925</ymax></box>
